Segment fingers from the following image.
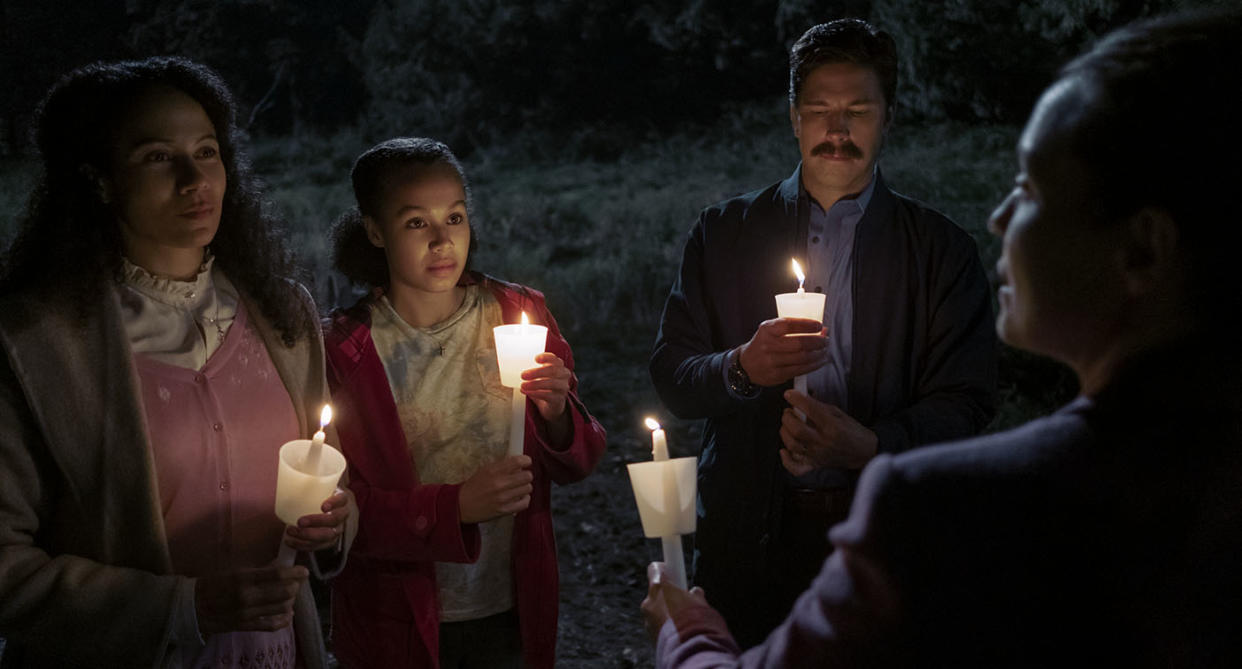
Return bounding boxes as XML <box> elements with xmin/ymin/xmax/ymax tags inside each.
<box><xmin>761</xmin><ymin>317</ymin><xmax>826</xmax><ymax>337</ymax></box>
<box><xmin>197</xmin><ymin>566</ymin><xmax>307</xmax><ymax>635</ymax></box>
<box><xmin>779</xmin><ymin>447</ymin><xmax>814</xmax><ymax>476</ymax></box>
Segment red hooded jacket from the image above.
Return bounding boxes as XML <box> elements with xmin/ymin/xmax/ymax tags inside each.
<box><xmin>324</xmin><ymin>273</ymin><xmax>606</xmax><ymax>668</ymax></box>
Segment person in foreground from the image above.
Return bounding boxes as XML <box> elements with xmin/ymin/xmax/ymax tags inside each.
<box><xmin>0</xmin><ymin>58</ymin><xmax>354</xmax><ymax>668</ymax></box>
<box><xmin>642</xmin><ymin>9</ymin><xmax>1242</xmax><ymax>668</ymax></box>
<box><xmin>324</xmin><ymin>137</ymin><xmax>606</xmax><ymax>668</ymax></box>
<box><xmin>649</xmin><ymin>18</ymin><xmax>997</xmax><ymax>648</ymax></box>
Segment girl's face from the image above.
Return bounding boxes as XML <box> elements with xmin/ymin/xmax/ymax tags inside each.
<box><xmin>365</xmin><ymin>163</ymin><xmax>471</xmax><ymax>297</ymax></box>
<box><xmin>105</xmin><ymin>85</ymin><xmax>226</xmax><ymax>264</ymax></box>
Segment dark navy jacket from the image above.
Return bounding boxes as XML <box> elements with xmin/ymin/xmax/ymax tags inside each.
<box><xmin>650</xmin><ymin>166</ymin><xmax>997</xmax><ymax>622</ymax></box>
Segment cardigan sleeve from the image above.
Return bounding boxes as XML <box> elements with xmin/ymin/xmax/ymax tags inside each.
<box><xmin>0</xmin><ymin>351</ymin><xmax>188</xmax><ymax>668</ymax></box>
<box><xmin>650</xmin><ymin>213</ymin><xmax>750</xmax><ymax>420</ymax></box>
<box><xmin>869</xmin><ymin>226</ymin><xmax>998</xmax><ymax>453</ymax></box>
<box><xmin>656</xmin><ymin>456</ymin><xmax>910</xmax><ymax>669</ymax></box>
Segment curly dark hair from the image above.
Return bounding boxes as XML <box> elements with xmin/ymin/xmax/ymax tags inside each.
<box><xmin>0</xmin><ymin>56</ymin><xmax>313</xmax><ymax>344</ymax></box>
<box><xmin>789</xmin><ymin>19</ymin><xmax>898</xmax><ymax>117</ymax></box>
<box><xmin>331</xmin><ymin>137</ymin><xmax>477</xmax><ymax>290</ymax></box>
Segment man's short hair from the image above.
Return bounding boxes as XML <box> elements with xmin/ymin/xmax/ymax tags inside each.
<box><xmin>788</xmin><ymin>18</ymin><xmax>898</xmax><ymax>114</ymax></box>
<box><xmin>1060</xmin><ymin>9</ymin><xmax>1242</xmax><ymax>316</ymax></box>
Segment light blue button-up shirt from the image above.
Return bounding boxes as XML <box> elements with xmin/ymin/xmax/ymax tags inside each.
<box><xmin>802</xmin><ymin>175</ymin><xmax>876</xmax><ymax>412</ymax></box>
<box><xmin>792</xmin><ymin>174</ymin><xmax>876</xmax><ymax>489</ymax></box>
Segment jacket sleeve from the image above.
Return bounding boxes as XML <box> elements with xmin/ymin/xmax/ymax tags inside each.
<box><xmin>326</xmin><ymin>341</ymin><xmax>480</xmax><ymax>566</ymax></box>
<box><xmin>650</xmin><ymin>214</ymin><xmax>750</xmax><ymax>420</ymax></box>
<box><xmin>657</xmin><ymin>456</ymin><xmax>910</xmax><ymax>669</ymax></box>
<box><xmin>870</xmin><ymin>231</ymin><xmax>998</xmax><ymax>453</ymax></box>
<box><xmin>0</xmin><ymin>353</ymin><xmax>187</xmax><ymax>669</ymax></box>
<box><xmin>526</xmin><ymin>299</ymin><xmax>606</xmax><ymax>485</ymax></box>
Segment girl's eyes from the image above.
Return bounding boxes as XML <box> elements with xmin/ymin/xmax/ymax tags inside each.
<box><xmin>405</xmin><ymin>218</ymin><xmax>426</xmax><ymax>229</ymax></box>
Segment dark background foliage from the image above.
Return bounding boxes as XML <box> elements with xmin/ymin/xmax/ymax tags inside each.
<box><xmin>0</xmin><ymin>1</ymin><xmax>1224</xmax><ymax>665</ymax></box>
<box><xmin>2</xmin><ymin>0</ymin><xmax>1222</xmax><ymax>159</ymax></box>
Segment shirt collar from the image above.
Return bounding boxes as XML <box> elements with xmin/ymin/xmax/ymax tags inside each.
<box><xmin>805</xmin><ymin>165</ymin><xmax>878</xmax><ymax>218</ymax></box>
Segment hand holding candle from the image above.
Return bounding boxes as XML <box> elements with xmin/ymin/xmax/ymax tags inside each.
<box><xmin>627</xmin><ymin>418</ymin><xmax>696</xmax><ymax>589</ymax></box>
<box><xmin>775</xmin><ymin>259</ymin><xmax>827</xmax><ymax>419</ymax></box>
<box><xmin>274</xmin><ymin>404</ymin><xmax>347</xmax><ymax>565</ymax></box>
<box><xmin>493</xmin><ymin>312</ymin><xmax>549</xmax><ymax>457</ymax></box>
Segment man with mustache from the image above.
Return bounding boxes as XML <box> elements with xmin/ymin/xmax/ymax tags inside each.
<box><xmin>644</xmin><ymin>9</ymin><xmax>1242</xmax><ymax>667</ymax></box>
<box><xmin>650</xmin><ymin>18</ymin><xmax>997</xmax><ymax>648</ymax></box>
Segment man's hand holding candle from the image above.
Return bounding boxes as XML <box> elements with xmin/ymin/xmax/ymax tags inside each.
<box><xmin>779</xmin><ymin>389</ymin><xmax>878</xmax><ymax>474</ymax></box>
<box><xmin>194</xmin><ymin>564</ymin><xmax>309</xmax><ymax>634</ymax></box>
<box><xmin>459</xmin><ymin>454</ymin><xmax>534</xmax><ymax>523</ymax></box>
<box><xmin>282</xmin><ymin>488</ymin><xmax>354</xmax><ymax>552</ymax></box>
<box><xmin>737</xmin><ymin>318</ymin><xmax>829</xmax><ymax>387</ymax></box>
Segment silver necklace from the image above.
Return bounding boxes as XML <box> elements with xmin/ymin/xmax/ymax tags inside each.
<box><xmin>199</xmin><ymin>300</ymin><xmax>228</xmax><ymax>344</ymax></box>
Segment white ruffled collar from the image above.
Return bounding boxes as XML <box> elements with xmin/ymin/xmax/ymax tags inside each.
<box><xmin>121</xmin><ymin>253</ymin><xmax>215</xmax><ymax>309</ymax></box>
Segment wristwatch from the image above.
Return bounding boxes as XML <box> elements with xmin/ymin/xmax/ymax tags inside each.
<box><xmin>727</xmin><ymin>352</ymin><xmax>760</xmax><ymax>398</ymax></box>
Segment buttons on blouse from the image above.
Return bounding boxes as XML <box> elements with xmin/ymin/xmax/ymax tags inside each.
<box><xmin>212</xmin><ymin>422</ymin><xmax>222</xmax><ymax>431</ymax></box>
<box><xmin>219</xmin><ymin>481</ymin><xmax>230</xmax><ymax>491</ymax></box>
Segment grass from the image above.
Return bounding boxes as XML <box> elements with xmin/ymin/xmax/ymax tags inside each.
<box><xmin>0</xmin><ymin>99</ymin><xmax>1073</xmax><ymax>441</ymax></box>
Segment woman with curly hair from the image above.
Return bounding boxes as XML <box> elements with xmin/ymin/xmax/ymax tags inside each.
<box><xmin>324</xmin><ymin>137</ymin><xmax>606</xmax><ymax>668</ymax></box>
<box><xmin>0</xmin><ymin>57</ymin><xmax>354</xmax><ymax>668</ymax></box>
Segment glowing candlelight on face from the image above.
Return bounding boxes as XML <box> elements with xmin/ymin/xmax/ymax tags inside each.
<box><xmin>792</xmin><ymin>258</ymin><xmax>806</xmax><ymax>293</ymax></box>
<box><xmin>645</xmin><ymin>417</ymin><xmax>669</xmax><ymax>461</ymax></box>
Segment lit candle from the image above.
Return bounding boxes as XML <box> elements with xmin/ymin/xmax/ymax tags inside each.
<box><xmin>274</xmin><ymin>404</ymin><xmax>345</xmax><ymax>566</ymax></box>
<box><xmin>304</xmin><ymin>405</ymin><xmax>332</xmax><ymax>474</ymax></box>
<box><xmin>493</xmin><ymin>312</ymin><xmax>548</xmax><ymax>456</ymax></box>
<box><xmin>629</xmin><ymin>418</ymin><xmax>688</xmax><ymax>588</ymax></box>
<box><xmin>645</xmin><ymin>416</ymin><xmax>669</xmax><ymax>461</ymax></box>
<box><xmin>774</xmin><ymin>258</ymin><xmax>826</xmax><ymax>419</ymax></box>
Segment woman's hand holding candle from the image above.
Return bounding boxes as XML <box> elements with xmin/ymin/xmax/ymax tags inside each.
<box><xmin>458</xmin><ymin>454</ymin><xmax>533</xmax><ymax>523</ymax></box>
<box><xmin>282</xmin><ymin>488</ymin><xmax>353</xmax><ymax>552</ymax></box>
<box><xmin>195</xmin><ymin>564</ymin><xmax>308</xmax><ymax>634</ymax></box>
<box><xmin>736</xmin><ymin>318</ymin><xmax>829</xmax><ymax>387</ymax></box>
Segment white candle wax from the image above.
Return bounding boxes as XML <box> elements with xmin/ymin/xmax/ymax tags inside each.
<box><xmin>777</xmin><ymin>260</ymin><xmax>826</xmax><ymax>421</ymax></box>
<box><xmin>636</xmin><ymin>419</ymin><xmax>689</xmax><ymax>588</ymax></box>
<box><xmin>274</xmin><ymin>437</ymin><xmax>346</xmax><ymax>565</ymax></box>
<box><xmin>494</xmin><ymin>313</ymin><xmax>548</xmax><ymax>457</ymax></box>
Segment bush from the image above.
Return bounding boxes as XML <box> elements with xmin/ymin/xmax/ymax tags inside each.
<box><xmin>871</xmin><ymin>0</ymin><xmax>1223</xmax><ymax>123</ymax></box>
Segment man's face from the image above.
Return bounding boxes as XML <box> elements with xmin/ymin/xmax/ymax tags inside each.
<box><xmin>790</xmin><ymin>62</ymin><xmax>888</xmax><ymax>203</ymax></box>
<box><xmin>988</xmin><ymin>77</ymin><xmax>1127</xmax><ymax>370</ymax></box>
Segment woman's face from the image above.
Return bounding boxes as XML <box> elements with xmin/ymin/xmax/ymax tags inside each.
<box><xmin>365</xmin><ymin>163</ymin><xmax>471</xmax><ymax>297</ymax></box>
<box><xmin>105</xmin><ymin>85</ymin><xmax>226</xmax><ymax>266</ymax></box>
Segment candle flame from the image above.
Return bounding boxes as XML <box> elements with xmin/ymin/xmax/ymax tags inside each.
<box><xmin>520</xmin><ymin>311</ymin><xmax>530</xmax><ymax>325</ymax></box>
<box><xmin>319</xmin><ymin>405</ymin><xmax>333</xmax><ymax>428</ymax></box>
<box><xmin>791</xmin><ymin>258</ymin><xmax>806</xmax><ymax>287</ymax></box>
<box><xmin>644</xmin><ymin>417</ymin><xmax>662</xmax><ymax>431</ymax></box>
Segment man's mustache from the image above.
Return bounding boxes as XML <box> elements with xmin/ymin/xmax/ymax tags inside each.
<box><xmin>811</xmin><ymin>141</ymin><xmax>863</xmax><ymax>159</ymax></box>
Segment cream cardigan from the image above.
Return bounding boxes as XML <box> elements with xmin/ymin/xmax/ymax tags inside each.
<box><xmin>0</xmin><ymin>281</ymin><xmax>351</xmax><ymax>668</ymax></box>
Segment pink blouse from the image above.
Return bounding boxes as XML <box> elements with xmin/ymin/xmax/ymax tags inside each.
<box><xmin>134</xmin><ymin>305</ymin><xmax>300</xmax><ymax>668</ymax></box>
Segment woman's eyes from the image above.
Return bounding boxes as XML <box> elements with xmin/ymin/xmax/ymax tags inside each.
<box><xmin>448</xmin><ymin>213</ymin><xmax>464</xmax><ymax>225</ymax></box>
<box><xmin>142</xmin><ymin>146</ymin><xmax>219</xmax><ymax>163</ymax></box>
